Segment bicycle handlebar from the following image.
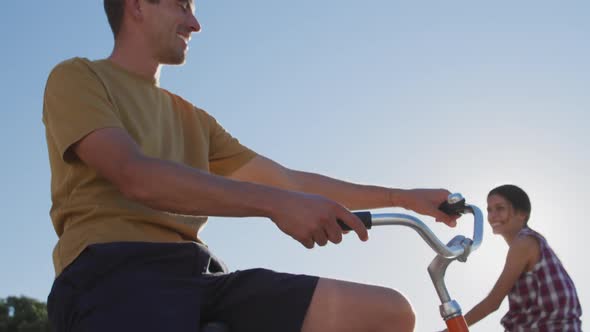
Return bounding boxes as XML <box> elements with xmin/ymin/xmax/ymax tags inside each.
<box><xmin>339</xmin><ymin>193</ymin><xmax>484</xmax><ymax>260</ymax></box>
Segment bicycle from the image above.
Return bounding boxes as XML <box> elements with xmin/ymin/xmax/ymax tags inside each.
<box><xmin>201</xmin><ymin>193</ymin><xmax>484</xmax><ymax>332</ymax></box>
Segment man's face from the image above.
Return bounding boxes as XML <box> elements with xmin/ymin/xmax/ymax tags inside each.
<box><xmin>142</xmin><ymin>0</ymin><xmax>200</xmax><ymax>65</ymax></box>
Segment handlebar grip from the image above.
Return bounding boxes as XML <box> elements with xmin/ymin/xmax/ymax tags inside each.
<box><xmin>439</xmin><ymin>196</ymin><xmax>467</xmax><ymax>216</ymax></box>
<box><xmin>338</xmin><ymin>211</ymin><xmax>373</xmax><ymax>231</ymax></box>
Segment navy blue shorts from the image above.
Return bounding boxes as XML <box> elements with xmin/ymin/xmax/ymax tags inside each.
<box><xmin>47</xmin><ymin>242</ymin><xmax>319</xmax><ymax>332</ymax></box>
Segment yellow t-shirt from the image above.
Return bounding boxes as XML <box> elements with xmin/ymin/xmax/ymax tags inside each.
<box><xmin>43</xmin><ymin>57</ymin><xmax>256</xmax><ymax>276</ymax></box>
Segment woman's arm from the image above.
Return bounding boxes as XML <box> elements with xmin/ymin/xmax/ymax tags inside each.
<box><xmin>463</xmin><ymin>235</ymin><xmax>540</xmax><ymax>327</ymax></box>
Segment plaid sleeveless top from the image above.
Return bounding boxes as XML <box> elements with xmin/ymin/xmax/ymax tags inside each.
<box><xmin>501</xmin><ymin>227</ymin><xmax>582</xmax><ymax>331</ymax></box>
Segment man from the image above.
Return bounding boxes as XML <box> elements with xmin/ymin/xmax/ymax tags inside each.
<box><xmin>43</xmin><ymin>0</ymin><xmax>458</xmax><ymax>331</ymax></box>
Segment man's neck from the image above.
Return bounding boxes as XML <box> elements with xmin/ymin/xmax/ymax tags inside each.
<box><xmin>108</xmin><ymin>38</ymin><xmax>161</xmax><ymax>82</ymax></box>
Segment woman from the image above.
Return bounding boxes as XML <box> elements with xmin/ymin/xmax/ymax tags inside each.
<box><xmin>446</xmin><ymin>184</ymin><xmax>582</xmax><ymax>331</ymax></box>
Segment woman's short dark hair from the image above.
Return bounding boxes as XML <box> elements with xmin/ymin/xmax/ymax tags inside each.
<box><xmin>488</xmin><ymin>184</ymin><xmax>531</xmax><ymax>222</ymax></box>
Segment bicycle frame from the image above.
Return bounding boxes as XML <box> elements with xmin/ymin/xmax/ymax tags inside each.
<box><xmin>202</xmin><ymin>194</ymin><xmax>483</xmax><ymax>332</ymax></box>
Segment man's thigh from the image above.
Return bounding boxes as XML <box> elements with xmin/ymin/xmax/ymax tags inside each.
<box><xmin>201</xmin><ymin>268</ymin><xmax>319</xmax><ymax>332</ymax></box>
<box><xmin>76</xmin><ymin>275</ymin><xmax>203</xmax><ymax>331</ymax></box>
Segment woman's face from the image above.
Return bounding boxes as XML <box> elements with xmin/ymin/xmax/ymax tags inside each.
<box><xmin>486</xmin><ymin>194</ymin><xmax>526</xmax><ymax>236</ymax></box>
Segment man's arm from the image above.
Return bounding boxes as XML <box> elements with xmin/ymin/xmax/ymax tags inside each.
<box><xmin>229</xmin><ymin>155</ymin><xmax>457</xmax><ymax>225</ymax></box>
<box><xmin>71</xmin><ymin>127</ymin><xmax>368</xmax><ymax>248</ymax></box>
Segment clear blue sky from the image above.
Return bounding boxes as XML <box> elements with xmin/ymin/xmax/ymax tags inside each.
<box><xmin>1</xmin><ymin>1</ymin><xmax>588</xmax><ymax>330</ymax></box>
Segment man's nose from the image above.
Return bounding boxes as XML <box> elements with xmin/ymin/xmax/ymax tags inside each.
<box><xmin>188</xmin><ymin>13</ymin><xmax>201</xmax><ymax>33</ymax></box>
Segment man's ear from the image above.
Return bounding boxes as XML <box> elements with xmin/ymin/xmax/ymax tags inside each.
<box><xmin>127</xmin><ymin>0</ymin><xmax>144</xmax><ymax>20</ymax></box>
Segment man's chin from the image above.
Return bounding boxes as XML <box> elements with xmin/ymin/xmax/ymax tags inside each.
<box><xmin>162</xmin><ymin>59</ymin><xmax>186</xmax><ymax>66</ymax></box>
<box><xmin>159</xmin><ymin>53</ymin><xmax>187</xmax><ymax>66</ymax></box>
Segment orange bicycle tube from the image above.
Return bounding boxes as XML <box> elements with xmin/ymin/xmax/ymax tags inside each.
<box><xmin>445</xmin><ymin>315</ymin><xmax>469</xmax><ymax>332</ymax></box>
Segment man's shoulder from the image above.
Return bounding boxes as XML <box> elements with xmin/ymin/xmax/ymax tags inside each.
<box><xmin>50</xmin><ymin>57</ymin><xmax>92</xmax><ymax>72</ymax></box>
<box><xmin>47</xmin><ymin>57</ymin><xmax>97</xmax><ymax>83</ymax></box>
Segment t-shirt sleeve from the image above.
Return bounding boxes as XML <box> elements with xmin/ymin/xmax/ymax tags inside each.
<box><xmin>42</xmin><ymin>58</ymin><xmax>123</xmax><ymax>162</ymax></box>
<box><xmin>203</xmin><ymin>111</ymin><xmax>257</xmax><ymax>176</ymax></box>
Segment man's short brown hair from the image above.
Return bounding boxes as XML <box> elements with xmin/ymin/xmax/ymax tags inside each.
<box><xmin>104</xmin><ymin>0</ymin><xmax>160</xmax><ymax>37</ymax></box>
